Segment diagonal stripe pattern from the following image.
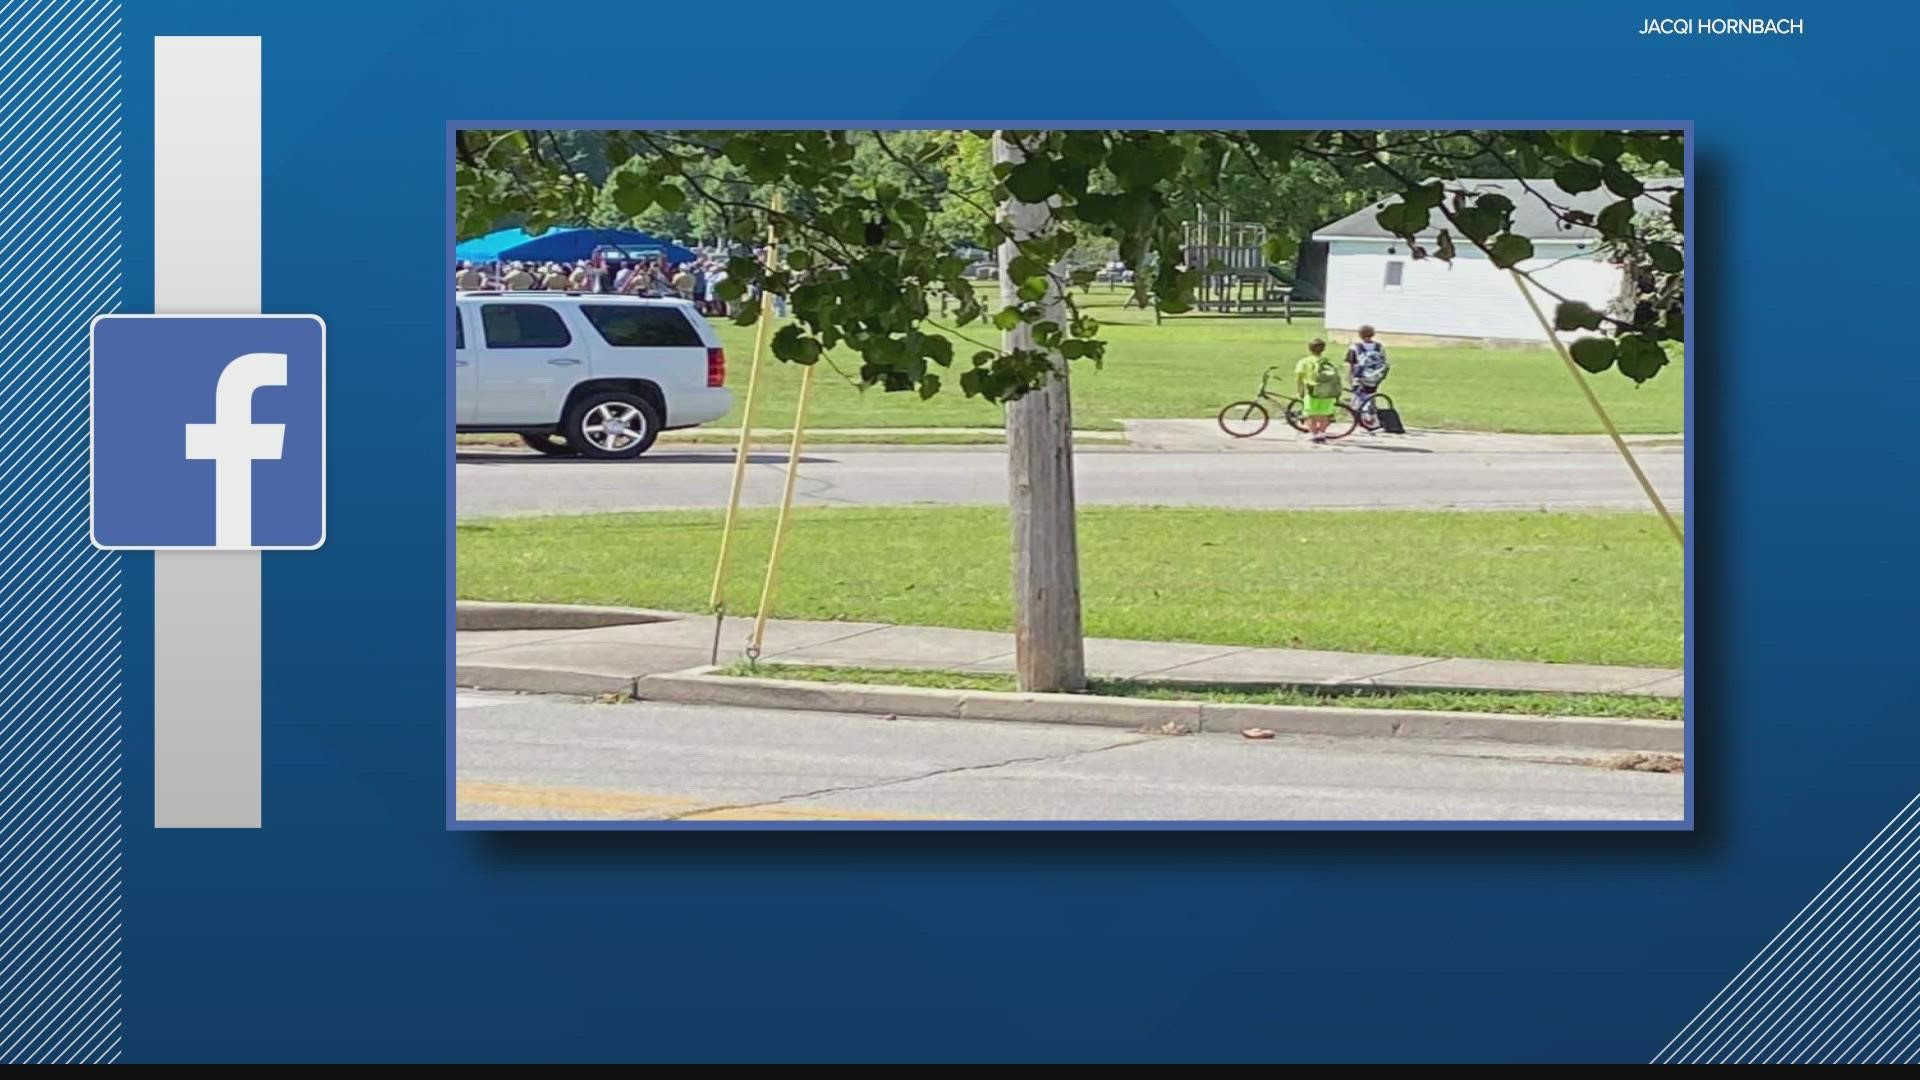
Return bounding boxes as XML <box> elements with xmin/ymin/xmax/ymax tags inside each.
<box><xmin>1657</xmin><ymin>793</ymin><xmax>1920</xmax><ymax>1063</ymax></box>
<box><xmin>0</xmin><ymin>0</ymin><xmax>123</xmax><ymax>1065</ymax></box>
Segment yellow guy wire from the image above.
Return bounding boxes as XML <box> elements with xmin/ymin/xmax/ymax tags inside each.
<box><xmin>707</xmin><ymin>193</ymin><xmax>783</xmax><ymax>662</ymax></box>
<box><xmin>1510</xmin><ymin>270</ymin><xmax>1685</xmax><ymax>548</ymax></box>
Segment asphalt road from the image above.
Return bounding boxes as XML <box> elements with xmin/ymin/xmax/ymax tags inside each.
<box><xmin>455</xmin><ymin>692</ymin><xmax>1684</xmax><ymax>823</ymax></box>
<box><xmin>456</xmin><ymin>431</ymin><xmax>1685</xmax><ymax>518</ymax></box>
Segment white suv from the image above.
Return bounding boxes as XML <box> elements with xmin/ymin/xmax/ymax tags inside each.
<box><xmin>454</xmin><ymin>292</ymin><xmax>731</xmax><ymax>459</ymax></box>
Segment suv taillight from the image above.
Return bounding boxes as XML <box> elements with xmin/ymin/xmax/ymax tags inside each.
<box><xmin>706</xmin><ymin>347</ymin><xmax>726</xmax><ymax>388</ymax></box>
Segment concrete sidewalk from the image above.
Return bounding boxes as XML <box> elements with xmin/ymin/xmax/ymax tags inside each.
<box><xmin>454</xmin><ymin>609</ymin><xmax>1684</xmax><ymax>700</ymax></box>
<box><xmin>1122</xmin><ymin>419</ymin><xmax>1687</xmax><ymax>455</ymax></box>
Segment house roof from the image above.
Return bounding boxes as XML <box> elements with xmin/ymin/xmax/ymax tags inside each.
<box><xmin>1313</xmin><ymin>177</ymin><xmax>1682</xmax><ymax>244</ymax></box>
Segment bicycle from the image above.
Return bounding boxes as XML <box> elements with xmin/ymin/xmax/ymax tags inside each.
<box><xmin>1217</xmin><ymin>367</ymin><xmax>1398</xmax><ymax>440</ymax></box>
<box><xmin>1217</xmin><ymin>366</ymin><xmax>1355</xmax><ymax>439</ymax></box>
<box><xmin>1346</xmin><ymin>384</ymin><xmax>1399</xmax><ymax>434</ymax></box>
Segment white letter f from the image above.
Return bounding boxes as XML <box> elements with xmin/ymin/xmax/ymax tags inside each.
<box><xmin>185</xmin><ymin>351</ymin><xmax>287</xmax><ymax>548</ymax></box>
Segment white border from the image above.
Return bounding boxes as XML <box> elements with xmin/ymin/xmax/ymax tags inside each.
<box><xmin>88</xmin><ymin>312</ymin><xmax>327</xmax><ymax>551</ymax></box>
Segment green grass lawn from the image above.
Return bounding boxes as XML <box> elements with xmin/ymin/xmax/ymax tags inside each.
<box><xmin>458</xmin><ymin>506</ymin><xmax>1683</xmax><ymax>667</ymax></box>
<box><xmin>722</xmin><ymin>663</ymin><xmax>1684</xmax><ymax>721</ymax></box>
<box><xmin>705</xmin><ymin>287</ymin><xmax>1684</xmax><ymax>434</ymax></box>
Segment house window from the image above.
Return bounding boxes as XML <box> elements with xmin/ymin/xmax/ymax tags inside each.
<box><xmin>1383</xmin><ymin>260</ymin><xmax>1405</xmax><ymax>290</ymax></box>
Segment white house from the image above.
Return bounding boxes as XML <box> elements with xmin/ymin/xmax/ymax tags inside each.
<box><xmin>1313</xmin><ymin>177</ymin><xmax>1681</xmax><ymax>344</ymax></box>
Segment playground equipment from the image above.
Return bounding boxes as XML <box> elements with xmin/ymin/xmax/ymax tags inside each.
<box><xmin>1181</xmin><ymin>207</ymin><xmax>1294</xmax><ymax>319</ymax></box>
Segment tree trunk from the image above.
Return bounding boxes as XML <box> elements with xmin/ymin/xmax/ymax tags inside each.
<box><xmin>993</xmin><ymin>132</ymin><xmax>1087</xmax><ymax>693</ymax></box>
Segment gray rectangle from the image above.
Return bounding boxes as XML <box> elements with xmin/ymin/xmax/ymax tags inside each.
<box><xmin>154</xmin><ymin>550</ymin><xmax>261</xmax><ymax>828</ymax></box>
<box><xmin>155</xmin><ymin>37</ymin><xmax>259</xmax><ymax>307</ymax></box>
<box><xmin>153</xmin><ymin>36</ymin><xmax>263</xmax><ymax>828</ymax></box>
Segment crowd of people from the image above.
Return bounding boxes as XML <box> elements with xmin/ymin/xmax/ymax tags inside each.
<box><xmin>453</xmin><ymin>253</ymin><xmax>759</xmax><ymax>317</ymax></box>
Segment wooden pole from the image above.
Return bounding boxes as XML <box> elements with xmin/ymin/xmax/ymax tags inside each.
<box><xmin>709</xmin><ymin>192</ymin><xmax>783</xmax><ymax>615</ymax></box>
<box><xmin>749</xmin><ymin>362</ymin><xmax>814</xmax><ymax>660</ymax></box>
<box><xmin>1511</xmin><ymin>270</ymin><xmax>1685</xmax><ymax>547</ymax></box>
<box><xmin>994</xmin><ymin>131</ymin><xmax>1087</xmax><ymax>693</ymax></box>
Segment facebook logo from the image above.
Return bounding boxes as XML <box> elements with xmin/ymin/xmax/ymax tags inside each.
<box><xmin>91</xmin><ymin>315</ymin><xmax>326</xmax><ymax>550</ymax></box>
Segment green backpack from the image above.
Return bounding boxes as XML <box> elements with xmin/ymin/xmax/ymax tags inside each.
<box><xmin>1308</xmin><ymin>356</ymin><xmax>1342</xmax><ymax>399</ymax></box>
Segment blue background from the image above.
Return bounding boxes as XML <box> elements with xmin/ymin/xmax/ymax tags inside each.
<box><xmin>102</xmin><ymin>0</ymin><xmax>1912</xmax><ymax>1063</ymax></box>
<box><xmin>92</xmin><ymin>316</ymin><xmax>322</xmax><ymax>548</ymax></box>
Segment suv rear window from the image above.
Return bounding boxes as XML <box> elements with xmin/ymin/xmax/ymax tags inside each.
<box><xmin>581</xmin><ymin>304</ymin><xmax>703</xmax><ymax>347</ymax></box>
<box><xmin>481</xmin><ymin>304</ymin><xmax>571</xmax><ymax>348</ymax></box>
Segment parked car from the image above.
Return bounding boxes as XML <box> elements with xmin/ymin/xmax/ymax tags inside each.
<box><xmin>454</xmin><ymin>292</ymin><xmax>731</xmax><ymax>459</ymax></box>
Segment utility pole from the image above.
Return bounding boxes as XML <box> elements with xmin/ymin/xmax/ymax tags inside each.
<box><xmin>993</xmin><ymin>131</ymin><xmax>1087</xmax><ymax>693</ymax></box>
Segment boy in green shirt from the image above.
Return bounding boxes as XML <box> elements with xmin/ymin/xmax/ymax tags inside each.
<box><xmin>1295</xmin><ymin>338</ymin><xmax>1343</xmax><ymax>443</ymax></box>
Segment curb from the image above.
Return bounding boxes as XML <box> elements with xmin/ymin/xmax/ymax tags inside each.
<box><xmin>632</xmin><ymin>668</ymin><xmax>1683</xmax><ymax>754</ymax></box>
<box><xmin>455</xmin><ymin>663</ymin><xmax>635</xmax><ymax>696</ymax></box>
<box><xmin>754</xmin><ymin>657</ymin><xmax>1683</xmax><ymax>701</ymax></box>
<box><xmin>456</xmin><ymin>601</ymin><xmax>678</xmax><ymax>632</ymax></box>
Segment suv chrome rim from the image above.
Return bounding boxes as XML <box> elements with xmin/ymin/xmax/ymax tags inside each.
<box><xmin>581</xmin><ymin>402</ymin><xmax>648</xmax><ymax>451</ymax></box>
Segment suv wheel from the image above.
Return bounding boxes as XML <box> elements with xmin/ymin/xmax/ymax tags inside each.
<box><xmin>520</xmin><ymin>431</ymin><xmax>575</xmax><ymax>456</ymax></box>
<box><xmin>565</xmin><ymin>391</ymin><xmax>661</xmax><ymax>460</ymax></box>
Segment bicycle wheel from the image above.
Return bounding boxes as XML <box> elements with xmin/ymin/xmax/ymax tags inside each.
<box><xmin>1283</xmin><ymin>398</ymin><xmax>1309</xmax><ymax>433</ymax></box>
<box><xmin>1217</xmin><ymin>400</ymin><xmax>1270</xmax><ymax>438</ymax></box>
<box><xmin>1323</xmin><ymin>403</ymin><xmax>1360</xmax><ymax>440</ymax></box>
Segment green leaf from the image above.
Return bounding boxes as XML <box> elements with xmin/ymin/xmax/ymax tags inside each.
<box><xmin>1475</xmin><ymin>193</ymin><xmax>1515</xmax><ymax>216</ymax></box>
<box><xmin>1433</xmin><ymin>229</ymin><xmax>1457</xmax><ymax>261</ymax></box>
<box><xmin>1246</xmin><ymin>130</ymin><xmax>1303</xmax><ymax>164</ymax></box>
<box><xmin>1402</xmin><ymin>183</ymin><xmax>1444</xmax><ymax>210</ymax></box>
<box><xmin>1569</xmin><ymin>336</ymin><xmax>1617</xmax><ymax>373</ymax></box>
<box><xmin>1262</xmin><ymin>233</ymin><xmax>1299</xmax><ymax>263</ymax></box>
<box><xmin>784</xmin><ymin>249</ymin><xmax>814</xmax><ymax>272</ymax></box>
<box><xmin>1006</xmin><ymin>254</ymin><xmax>1044</xmax><ymax>282</ymax></box>
<box><xmin>1016</xmin><ymin>276</ymin><xmax>1049</xmax><ymax>302</ymax></box>
<box><xmin>1670</xmin><ymin>200</ymin><xmax>1684</xmax><ymax>233</ymax></box>
<box><xmin>1615</xmin><ymin>334</ymin><xmax>1669</xmax><ymax>383</ymax></box>
<box><xmin>610</xmin><ymin>171</ymin><xmax>655</xmax><ymax>217</ymax></box>
<box><xmin>1562</xmin><ymin>130</ymin><xmax>1601</xmax><ymax>158</ymax></box>
<box><xmin>771</xmin><ymin>324</ymin><xmax>821</xmax><ymax>365</ymax></box>
<box><xmin>918</xmin><ymin>372</ymin><xmax>942</xmax><ymax>400</ymax></box>
<box><xmin>1374</xmin><ymin>202</ymin><xmax>1430</xmax><ymax>237</ymax></box>
<box><xmin>1554</xmin><ymin>301</ymin><xmax>1603</xmax><ymax>332</ymax></box>
<box><xmin>1553</xmin><ymin>160</ymin><xmax>1603</xmax><ymax>194</ymax></box>
<box><xmin>1453</xmin><ymin>206</ymin><xmax>1501</xmax><ymax>242</ymax></box>
<box><xmin>1648</xmin><ymin>242</ymin><xmax>1683</xmax><ymax>274</ymax></box>
<box><xmin>1004</xmin><ymin>158</ymin><xmax>1056</xmax><ymax>203</ymax></box>
<box><xmin>1597</xmin><ymin>198</ymin><xmax>1637</xmax><ymax>238</ymax></box>
<box><xmin>1487</xmin><ymin>233</ymin><xmax>1534</xmax><ymax>269</ymax></box>
<box><xmin>1105</xmin><ymin>138</ymin><xmax>1181</xmax><ymax>188</ymax></box>
<box><xmin>654</xmin><ymin>183</ymin><xmax>687</xmax><ymax>212</ymax></box>
<box><xmin>991</xmin><ymin>307</ymin><xmax>1023</xmax><ymax>332</ymax></box>
<box><xmin>1602</xmin><ymin>165</ymin><xmax>1643</xmax><ymax>199</ymax></box>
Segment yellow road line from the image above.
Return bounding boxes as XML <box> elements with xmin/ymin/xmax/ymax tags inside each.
<box><xmin>456</xmin><ymin>781</ymin><xmax>952</xmax><ymax>821</ymax></box>
<box><xmin>675</xmin><ymin>804</ymin><xmax>949</xmax><ymax>822</ymax></box>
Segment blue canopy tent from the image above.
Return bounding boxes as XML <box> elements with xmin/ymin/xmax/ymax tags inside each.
<box><xmin>454</xmin><ymin>227</ymin><xmax>696</xmax><ymax>266</ymax></box>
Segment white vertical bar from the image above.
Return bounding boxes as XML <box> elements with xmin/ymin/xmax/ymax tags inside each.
<box><xmin>155</xmin><ymin>37</ymin><xmax>259</xmax><ymax>310</ymax></box>
<box><xmin>152</xmin><ymin>36</ymin><xmax>262</xmax><ymax>828</ymax></box>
